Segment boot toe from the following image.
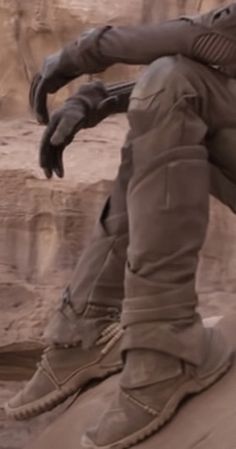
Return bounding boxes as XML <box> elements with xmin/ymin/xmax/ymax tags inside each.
<box><xmin>82</xmin><ymin>389</ymin><xmax>153</xmax><ymax>448</ymax></box>
<box><xmin>4</xmin><ymin>366</ymin><xmax>57</xmax><ymax>417</ymax></box>
<box><xmin>7</xmin><ymin>390</ymin><xmax>25</xmax><ymax>410</ymax></box>
<box><xmin>5</xmin><ymin>323</ymin><xmax>123</xmax><ymax>420</ymax></box>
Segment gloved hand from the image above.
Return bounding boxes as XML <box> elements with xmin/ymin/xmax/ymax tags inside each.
<box><xmin>39</xmin><ymin>80</ymin><xmax>118</xmax><ymax>179</ymax></box>
<box><xmin>29</xmin><ymin>27</ymin><xmax>111</xmax><ymax>124</ymax></box>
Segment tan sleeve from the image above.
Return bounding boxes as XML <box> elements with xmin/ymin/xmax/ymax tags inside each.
<box><xmin>94</xmin><ymin>3</ymin><xmax>236</xmax><ymax>76</ymax></box>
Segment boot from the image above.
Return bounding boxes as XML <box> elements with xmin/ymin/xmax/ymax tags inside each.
<box><xmin>82</xmin><ymin>326</ymin><xmax>232</xmax><ymax>449</ymax></box>
<box><xmin>5</xmin><ymin>323</ymin><xmax>123</xmax><ymax>420</ymax></box>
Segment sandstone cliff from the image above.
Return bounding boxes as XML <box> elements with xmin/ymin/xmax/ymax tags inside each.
<box><xmin>0</xmin><ymin>0</ymin><xmax>143</xmax><ymax>117</ymax></box>
<box><xmin>142</xmin><ymin>0</ymin><xmax>227</xmax><ymax>21</ymax></box>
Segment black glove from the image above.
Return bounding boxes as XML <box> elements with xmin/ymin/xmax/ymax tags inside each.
<box><xmin>29</xmin><ymin>27</ymin><xmax>112</xmax><ymax>124</ymax></box>
<box><xmin>39</xmin><ymin>80</ymin><xmax>119</xmax><ymax>179</ymax></box>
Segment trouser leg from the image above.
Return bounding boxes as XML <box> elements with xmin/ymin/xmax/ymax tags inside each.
<box><xmin>83</xmin><ymin>57</ymin><xmax>236</xmax><ymax>448</ymax></box>
<box><xmin>121</xmin><ymin>55</ymin><xmax>236</xmax><ymax>370</ymax></box>
<box><xmin>44</xmin><ymin>137</ymin><xmax>132</xmax><ymax>347</ymax></box>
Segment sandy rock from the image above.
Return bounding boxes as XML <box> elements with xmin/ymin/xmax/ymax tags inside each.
<box><xmin>0</xmin><ymin>116</ymin><xmax>125</xmax><ymax>348</ymax></box>
<box><xmin>143</xmin><ymin>0</ymin><xmax>228</xmax><ymax>22</ymax></box>
<box><xmin>0</xmin><ymin>170</ymin><xmax>111</xmax><ymax>345</ymax></box>
<box><xmin>0</xmin><ymin>381</ymin><xmax>68</xmax><ymax>449</ymax></box>
<box><xmin>0</xmin><ymin>0</ymin><xmax>143</xmax><ymax>117</ymax></box>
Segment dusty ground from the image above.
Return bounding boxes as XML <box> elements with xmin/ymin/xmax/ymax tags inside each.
<box><xmin>1</xmin><ymin>115</ymin><xmax>236</xmax><ymax>448</ymax></box>
<box><xmin>0</xmin><ymin>381</ymin><xmax>83</xmax><ymax>449</ymax></box>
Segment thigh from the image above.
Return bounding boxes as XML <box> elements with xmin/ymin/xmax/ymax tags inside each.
<box><xmin>129</xmin><ymin>55</ymin><xmax>236</xmax><ymax>132</ymax></box>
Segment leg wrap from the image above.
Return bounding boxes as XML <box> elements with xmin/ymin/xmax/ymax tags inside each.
<box><xmin>122</xmin><ymin>56</ymin><xmax>210</xmax><ymax>365</ymax></box>
<box><xmin>44</xmin><ymin>139</ymin><xmax>132</xmax><ymax>347</ymax></box>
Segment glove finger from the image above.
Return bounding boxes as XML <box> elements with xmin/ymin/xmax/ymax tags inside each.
<box><xmin>54</xmin><ymin>147</ymin><xmax>65</xmax><ymax>178</ymax></box>
<box><xmin>47</xmin><ymin>127</ymin><xmax>64</xmax><ymax>178</ymax></box>
<box><xmin>39</xmin><ymin>117</ymin><xmax>59</xmax><ymax>178</ymax></box>
<box><xmin>32</xmin><ymin>74</ymin><xmax>77</xmax><ymax>125</ymax></box>
<box><xmin>50</xmin><ymin>115</ymin><xmax>85</xmax><ymax>146</ymax></box>
<box><xmin>50</xmin><ymin>117</ymin><xmax>71</xmax><ymax>146</ymax></box>
<box><xmin>49</xmin><ymin>143</ymin><xmax>64</xmax><ymax>178</ymax></box>
<box><xmin>34</xmin><ymin>78</ymin><xmax>50</xmax><ymax>125</ymax></box>
<box><xmin>44</xmin><ymin>166</ymin><xmax>53</xmax><ymax>179</ymax></box>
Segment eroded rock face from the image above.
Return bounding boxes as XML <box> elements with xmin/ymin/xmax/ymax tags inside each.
<box><xmin>0</xmin><ymin>115</ymin><xmax>123</xmax><ymax>347</ymax></box>
<box><xmin>0</xmin><ymin>0</ymin><xmax>143</xmax><ymax>117</ymax></box>
<box><xmin>142</xmin><ymin>0</ymin><xmax>228</xmax><ymax>22</ymax></box>
<box><xmin>0</xmin><ymin>169</ymin><xmax>112</xmax><ymax>346</ymax></box>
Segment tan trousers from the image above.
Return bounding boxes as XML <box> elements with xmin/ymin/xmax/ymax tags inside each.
<box><xmin>47</xmin><ymin>56</ymin><xmax>236</xmax><ymax>363</ymax></box>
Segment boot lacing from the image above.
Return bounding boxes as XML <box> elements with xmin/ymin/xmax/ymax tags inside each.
<box><xmin>96</xmin><ymin>322</ymin><xmax>124</xmax><ymax>355</ymax></box>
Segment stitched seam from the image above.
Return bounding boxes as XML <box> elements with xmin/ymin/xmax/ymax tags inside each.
<box><xmin>122</xmin><ymin>390</ymin><xmax>158</xmax><ymax>416</ymax></box>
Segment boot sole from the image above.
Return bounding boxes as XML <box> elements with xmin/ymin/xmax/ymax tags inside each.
<box><xmin>82</xmin><ymin>354</ymin><xmax>233</xmax><ymax>449</ymax></box>
<box><xmin>4</xmin><ymin>362</ymin><xmax>122</xmax><ymax>420</ymax></box>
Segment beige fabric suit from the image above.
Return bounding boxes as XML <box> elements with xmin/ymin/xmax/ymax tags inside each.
<box><xmin>45</xmin><ymin>4</ymin><xmax>236</xmax><ymax>365</ymax></box>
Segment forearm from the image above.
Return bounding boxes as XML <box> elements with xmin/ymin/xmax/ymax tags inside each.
<box><xmin>96</xmin><ymin>20</ymin><xmax>196</xmax><ymax>66</ymax></box>
<box><xmin>64</xmin><ymin>4</ymin><xmax>236</xmax><ymax>77</ymax></box>
<box><xmin>98</xmin><ymin>4</ymin><xmax>236</xmax><ymax>73</ymax></box>
<box><xmin>62</xmin><ymin>20</ymin><xmax>195</xmax><ymax>75</ymax></box>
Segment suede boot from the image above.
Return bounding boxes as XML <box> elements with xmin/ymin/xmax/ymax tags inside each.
<box><xmin>5</xmin><ymin>322</ymin><xmax>124</xmax><ymax>420</ymax></box>
<box><xmin>82</xmin><ymin>327</ymin><xmax>232</xmax><ymax>449</ymax></box>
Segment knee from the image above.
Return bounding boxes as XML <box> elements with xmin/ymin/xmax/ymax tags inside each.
<box><xmin>128</xmin><ymin>55</ymin><xmax>198</xmax><ymax>113</ymax></box>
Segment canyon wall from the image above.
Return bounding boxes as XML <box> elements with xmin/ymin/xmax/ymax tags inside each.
<box><xmin>0</xmin><ymin>0</ymin><xmax>143</xmax><ymax>117</ymax></box>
